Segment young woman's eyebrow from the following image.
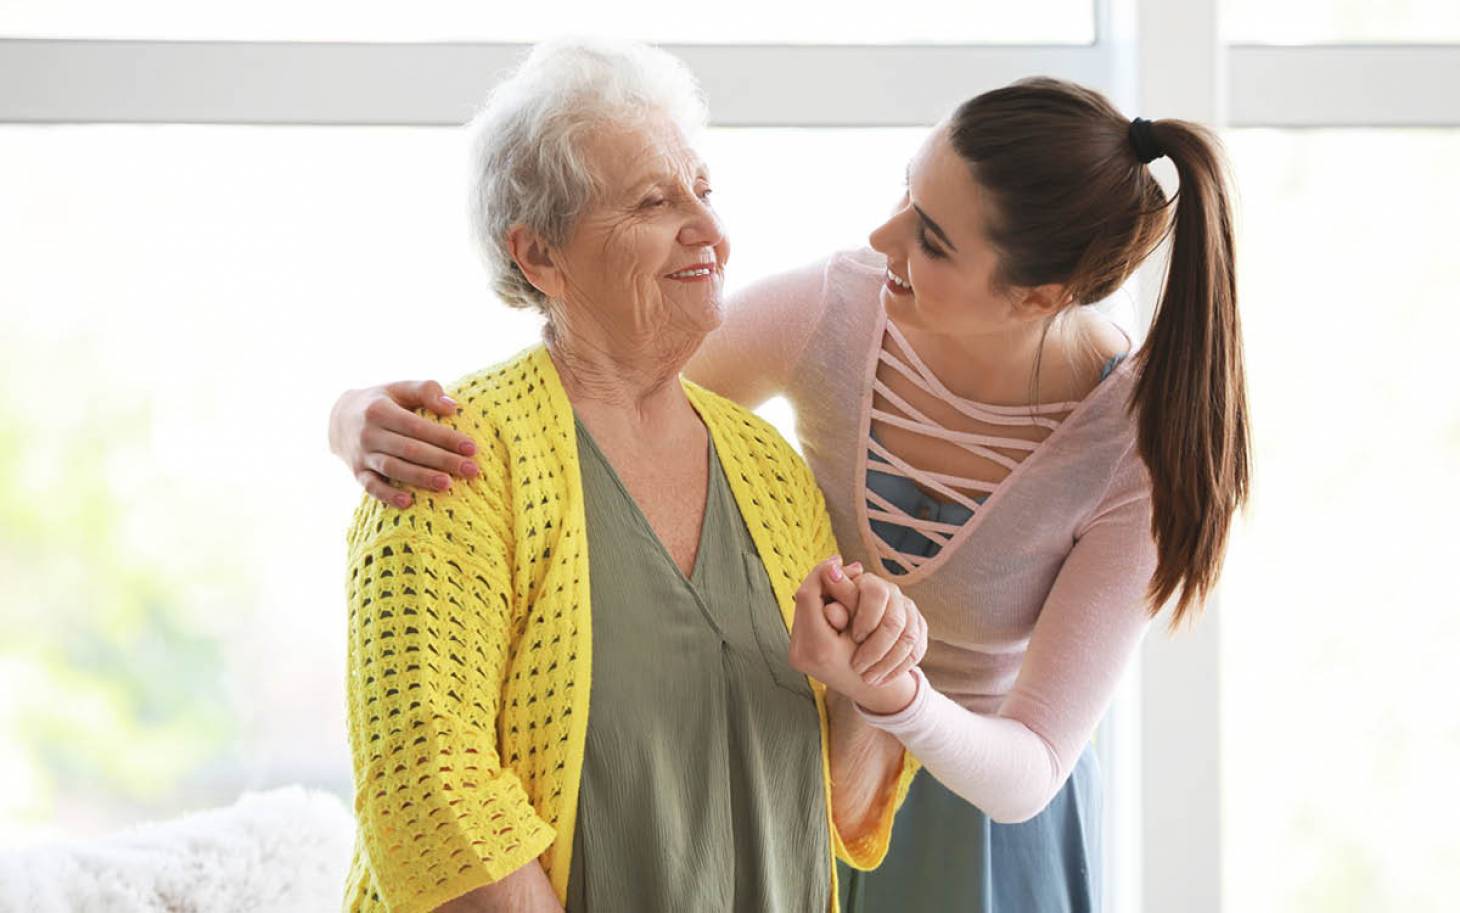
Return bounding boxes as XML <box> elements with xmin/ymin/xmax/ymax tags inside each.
<box><xmin>913</xmin><ymin>204</ymin><xmax>957</xmax><ymax>251</ymax></box>
<box><xmin>905</xmin><ymin>163</ymin><xmax>958</xmax><ymax>251</ymax></box>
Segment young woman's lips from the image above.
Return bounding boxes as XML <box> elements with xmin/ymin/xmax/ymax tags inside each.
<box><xmin>885</xmin><ymin>269</ymin><xmax>914</xmax><ymax>296</ymax></box>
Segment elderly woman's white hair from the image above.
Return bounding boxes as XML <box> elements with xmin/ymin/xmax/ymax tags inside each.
<box><xmin>466</xmin><ymin>38</ymin><xmax>710</xmax><ymax>313</ymax></box>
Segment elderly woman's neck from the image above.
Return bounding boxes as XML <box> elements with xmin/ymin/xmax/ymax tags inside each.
<box><xmin>547</xmin><ymin>325</ymin><xmax>702</xmax><ymax>426</ymax></box>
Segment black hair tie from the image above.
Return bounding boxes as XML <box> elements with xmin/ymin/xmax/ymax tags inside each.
<box><xmin>1128</xmin><ymin>117</ymin><xmax>1163</xmax><ymax>164</ymax></box>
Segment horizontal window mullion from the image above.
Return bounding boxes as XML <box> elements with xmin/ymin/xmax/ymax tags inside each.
<box><xmin>0</xmin><ymin>39</ymin><xmax>1116</xmax><ymax>126</ymax></box>
<box><xmin>10</xmin><ymin>39</ymin><xmax>1458</xmax><ymax>129</ymax></box>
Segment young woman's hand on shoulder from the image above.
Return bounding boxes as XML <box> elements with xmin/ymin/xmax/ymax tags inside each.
<box><xmin>329</xmin><ymin>380</ymin><xmax>481</xmax><ymax>508</ymax></box>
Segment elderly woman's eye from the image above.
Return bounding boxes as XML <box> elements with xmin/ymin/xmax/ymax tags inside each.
<box><xmin>641</xmin><ymin>195</ymin><xmax>669</xmax><ymax>209</ymax></box>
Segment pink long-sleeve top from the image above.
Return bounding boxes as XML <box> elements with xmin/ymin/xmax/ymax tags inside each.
<box><xmin>687</xmin><ymin>248</ymin><xmax>1158</xmax><ymax>823</ymax></box>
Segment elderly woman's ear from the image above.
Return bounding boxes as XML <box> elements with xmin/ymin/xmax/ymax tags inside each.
<box><xmin>507</xmin><ymin>224</ymin><xmax>564</xmax><ymax>300</ymax></box>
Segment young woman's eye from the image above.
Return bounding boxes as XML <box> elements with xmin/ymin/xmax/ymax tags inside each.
<box><xmin>916</xmin><ymin>225</ymin><xmax>946</xmax><ymax>259</ymax></box>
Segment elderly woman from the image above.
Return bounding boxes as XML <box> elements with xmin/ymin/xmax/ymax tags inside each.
<box><xmin>341</xmin><ymin>40</ymin><xmax>925</xmax><ymax>913</ymax></box>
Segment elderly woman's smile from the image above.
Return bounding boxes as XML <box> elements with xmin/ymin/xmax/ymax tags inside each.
<box><xmin>664</xmin><ymin>261</ymin><xmax>718</xmax><ymax>280</ymax></box>
<box><xmin>548</xmin><ymin>114</ymin><xmax>730</xmax><ymax>343</ymax></box>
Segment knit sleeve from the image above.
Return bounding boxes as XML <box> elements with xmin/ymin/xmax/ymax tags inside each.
<box><xmin>345</xmin><ymin>428</ymin><xmax>554</xmax><ymax>913</ymax></box>
<box><xmin>684</xmin><ymin>256</ymin><xmax>834</xmax><ymax>409</ymax></box>
<box><xmin>831</xmin><ymin>739</ymin><xmax>921</xmax><ymax>871</ymax></box>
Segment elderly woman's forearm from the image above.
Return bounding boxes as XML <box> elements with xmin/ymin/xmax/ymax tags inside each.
<box><xmin>826</xmin><ymin>691</ymin><xmax>908</xmax><ymax>843</ymax></box>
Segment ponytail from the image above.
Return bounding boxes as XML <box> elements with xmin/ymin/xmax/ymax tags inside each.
<box><xmin>950</xmin><ymin>81</ymin><xmax>1250</xmax><ymax>625</ymax></box>
<box><xmin>1131</xmin><ymin>120</ymin><xmax>1250</xmax><ymax>626</ymax></box>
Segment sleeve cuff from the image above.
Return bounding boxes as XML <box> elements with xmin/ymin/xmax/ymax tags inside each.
<box><xmin>855</xmin><ymin>667</ymin><xmax>930</xmax><ymax>732</ymax></box>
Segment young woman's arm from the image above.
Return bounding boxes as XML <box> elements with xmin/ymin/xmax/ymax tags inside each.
<box><xmin>328</xmin><ymin>257</ymin><xmax>836</xmax><ymax>505</ymax></box>
<box><xmin>683</xmin><ymin>256</ymin><xmax>833</xmax><ymax>409</ymax></box>
<box><xmin>856</xmin><ymin>458</ymin><xmax>1158</xmax><ymax>824</ymax></box>
<box><xmin>329</xmin><ymin>380</ymin><xmax>480</xmax><ymax>508</ymax></box>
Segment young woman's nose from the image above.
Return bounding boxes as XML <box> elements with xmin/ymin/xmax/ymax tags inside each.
<box><xmin>868</xmin><ymin>208</ymin><xmax>905</xmax><ymax>257</ymax></box>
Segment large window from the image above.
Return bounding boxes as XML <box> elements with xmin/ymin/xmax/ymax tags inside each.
<box><xmin>1220</xmin><ymin>128</ymin><xmax>1460</xmax><ymax>913</ymax></box>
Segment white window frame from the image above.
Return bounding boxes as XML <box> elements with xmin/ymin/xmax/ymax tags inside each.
<box><xmin>3</xmin><ymin>5</ymin><xmax>1457</xmax><ymax>911</ymax></box>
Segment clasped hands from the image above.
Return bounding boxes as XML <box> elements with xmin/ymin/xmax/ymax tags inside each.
<box><xmin>788</xmin><ymin>557</ymin><xmax>927</xmax><ymax>716</ymax></box>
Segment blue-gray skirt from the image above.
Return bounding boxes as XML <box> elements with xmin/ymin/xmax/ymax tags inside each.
<box><xmin>837</xmin><ymin>746</ymin><xmax>1102</xmax><ymax>913</ymax></box>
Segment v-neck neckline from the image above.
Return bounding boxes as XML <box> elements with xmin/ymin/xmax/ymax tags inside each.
<box><xmin>574</xmin><ymin>414</ymin><xmax>719</xmax><ymax>589</ymax></box>
<box><xmin>853</xmin><ymin>307</ymin><xmax>1131</xmax><ymax>586</ymax></box>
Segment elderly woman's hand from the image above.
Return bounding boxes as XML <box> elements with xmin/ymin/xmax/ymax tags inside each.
<box><xmin>842</xmin><ymin>565</ymin><xmax>928</xmax><ymax>690</ymax></box>
<box><xmin>818</xmin><ymin>562</ymin><xmax>928</xmax><ymax>689</ymax></box>
<box><xmin>329</xmin><ymin>380</ymin><xmax>481</xmax><ymax>508</ymax></box>
<box><xmin>432</xmin><ymin>859</ymin><xmax>563</xmax><ymax>913</ymax></box>
<box><xmin>789</xmin><ymin>559</ymin><xmax>923</xmax><ymax>715</ymax></box>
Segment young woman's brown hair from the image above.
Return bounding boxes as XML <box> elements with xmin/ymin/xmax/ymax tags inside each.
<box><xmin>948</xmin><ymin>77</ymin><xmax>1250</xmax><ymax>625</ymax></box>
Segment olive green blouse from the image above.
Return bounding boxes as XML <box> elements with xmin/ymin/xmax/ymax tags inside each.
<box><xmin>565</xmin><ymin>419</ymin><xmax>830</xmax><ymax>913</ymax></box>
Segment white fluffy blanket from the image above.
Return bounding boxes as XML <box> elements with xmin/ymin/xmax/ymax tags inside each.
<box><xmin>0</xmin><ymin>787</ymin><xmax>355</xmax><ymax>913</ymax></box>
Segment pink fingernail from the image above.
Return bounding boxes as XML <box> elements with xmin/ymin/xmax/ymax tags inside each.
<box><xmin>458</xmin><ymin>440</ymin><xmax>476</xmax><ymax>456</ymax></box>
<box><xmin>830</xmin><ymin>562</ymin><xmax>844</xmax><ymax>582</ymax></box>
<box><xmin>435</xmin><ymin>476</ymin><xmax>451</xmax><ymax>491</ymax></box>
<box><xmin>461</xmin><ymin>461</ymin><xmax>479</xmax><ymax>477</ymax></box>
<box><xmin>394</xmin><ymin>494</ymin><xmax>411</xmax><ymax>509</ymax></box>
<box><xmin>440</xmin><ymin>395</ymin><xmax>457</xmax><ymax>409</ymax></box>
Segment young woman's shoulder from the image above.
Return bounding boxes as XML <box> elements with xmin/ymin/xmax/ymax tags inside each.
<box><xmin>686</xmin><ymin>248</ymin><xmax>885</xmax><ymax>407</ymax></box>
<box><xmin>1078</xmin><ymin>308</ymin><xmax>1135</xmax><ymax>362</ymax></box>
<box><xmin>1055</xmin><ymin>308</ymin><xmax>1138</xmax><ymax>401</ymax></box>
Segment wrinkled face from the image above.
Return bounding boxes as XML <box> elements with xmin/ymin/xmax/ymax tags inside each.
<box><xmin>555</xmin><ymin>114</ymin><xmax>729</xmax><ymax>344</ymax></box>
<box><xmin>868</xmin><ymin>124</ymin><xmax>1018</xmax><ymax>336</ymax></box>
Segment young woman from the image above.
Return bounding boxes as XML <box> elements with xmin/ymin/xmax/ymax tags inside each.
<box><xmin>329</xmin><ymin>76</ymin><xmax>1249</xmax><ymax>912</ymax></box>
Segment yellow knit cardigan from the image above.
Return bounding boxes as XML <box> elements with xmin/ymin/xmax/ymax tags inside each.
<box><xmin>342</xmin><ymin>346</ymin><xmax>915</xmax><ymax>913</ymax></box>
